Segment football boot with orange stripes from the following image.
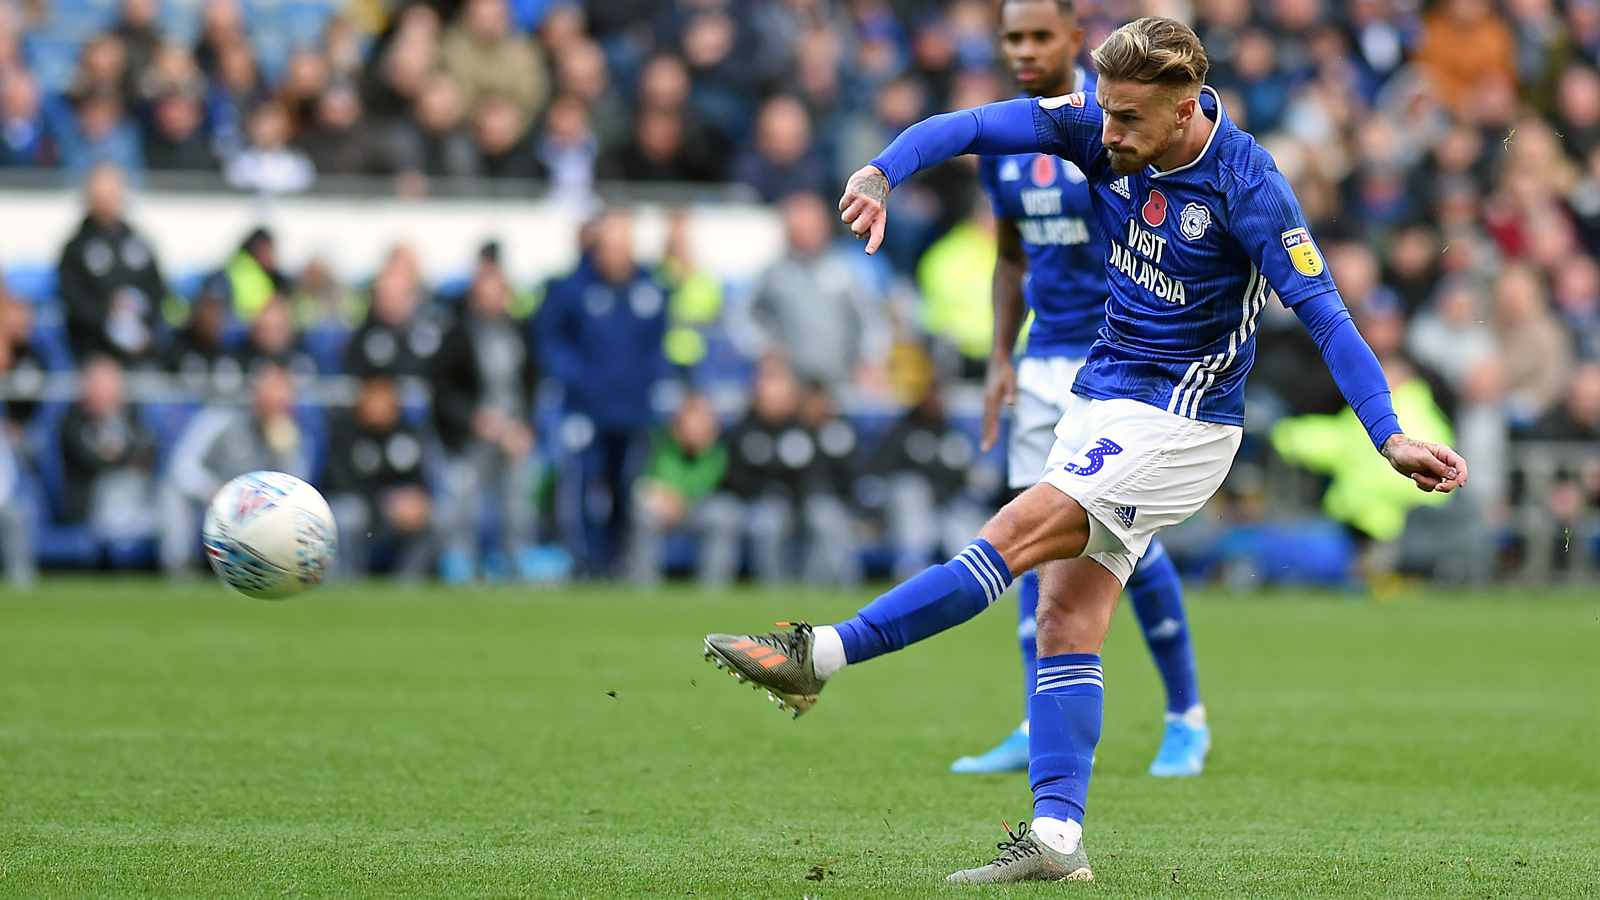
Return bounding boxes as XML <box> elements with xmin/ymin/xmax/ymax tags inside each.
<box><xmin>703</xmin><ymin>622</ymin><xmax>823</xmax><ymax>719</ymax></box>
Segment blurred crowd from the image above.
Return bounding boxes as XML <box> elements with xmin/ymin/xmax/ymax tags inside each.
<box><xmin>0</xmin><ymin>160</ymin><xmax>1004</xmax><ymax>586</ymax></box>
<box><xmin>0</xmin><ymin>0</ymin><xmax>1595</xmax><ymax>586</ymax></box>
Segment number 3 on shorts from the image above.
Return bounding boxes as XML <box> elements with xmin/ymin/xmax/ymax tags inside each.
<box><xmin>1062</xmin><ymin>438</ymin><xmax>1124</xmax><ymax>476</ymax></box>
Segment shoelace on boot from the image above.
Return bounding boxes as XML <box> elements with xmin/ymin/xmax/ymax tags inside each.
<box><xmin>989</xmin><ymin>821</ymin><xmax>1043</xmax><ymax>865</ymax></box>
<box><xmin>762</xmin><ymin>621</ymin><xmax>813</xmax><ymax>660</ymax></box>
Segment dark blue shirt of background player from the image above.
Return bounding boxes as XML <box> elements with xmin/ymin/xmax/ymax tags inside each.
<box><xmin>976</xmin><ymin>69</ymin><xmax>1106</xmax><ymax>360</ymax></box>
<box><xmin>536</xmin><ymin>248</ymin><xmax>668</xmax><ymax>433</ymax></box>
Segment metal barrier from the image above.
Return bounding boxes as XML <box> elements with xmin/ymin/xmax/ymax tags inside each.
<box><xmin>0</xmin><ymin>370</ymin><xmax>430</xmax><ymax>407</ymax></box>
<box><xmin>1511</xmin><ymin>441</ymin><xmax>1600</xmax><ymax>583</ymax></box>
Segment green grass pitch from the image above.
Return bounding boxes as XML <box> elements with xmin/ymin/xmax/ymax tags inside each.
<box><xmin>1</xmin><ymin>580</ymin><xmax>1597</xmax><ymax>898</ymax></box>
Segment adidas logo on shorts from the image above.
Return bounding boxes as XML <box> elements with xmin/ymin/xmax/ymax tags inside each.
<box><xmin>1113</xmin><ymin>506</ymin><xmax>1137</xmax><ymax>528</ymax></box>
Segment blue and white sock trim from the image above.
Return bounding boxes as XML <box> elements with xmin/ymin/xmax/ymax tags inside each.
<box><xmin>1035</xmin><ymin>660</ymin><xmax>1104</xmax><ymax>693</ymax></box>
<box><xmin>951</xmin><ymin>540</ymin><xmax>1011</xmax><ymax>605</ymax></box>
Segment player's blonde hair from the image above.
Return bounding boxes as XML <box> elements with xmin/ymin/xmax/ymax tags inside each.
<box><xmin>1091</xmin><ymin>17</ymin><xmax>1208</xmax><ymax>90</ymax></box>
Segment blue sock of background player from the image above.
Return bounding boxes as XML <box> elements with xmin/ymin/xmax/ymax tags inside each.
<box><xmin>1125</xmin><ymin>542</ymin><xmax>1202</xmax><ymax>718</ymax></box>
<box><xmin>1126</xmin><ymin>534</ymin><xmax>1209</xmax><ymax>775</ymax></box>
<box><xmin>1126</xmin><ymin>542</ymin><xmax>1210</xmax><ymax>776</ymax></box>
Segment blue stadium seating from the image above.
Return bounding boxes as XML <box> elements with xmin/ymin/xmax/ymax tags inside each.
<box><xmin>1212</xmin><ymin>519</ymin><xmax>1358</xmax><ymax>586</ymax></box>
<box><xmin>303</xmin><ymin>323</ymin><xmax>351</xmax><ymax>374</ymax></box>
<box><xmin>5</xmin><ymin>265</ymin><xmax>59</xmax><ymax>304</ymax></box>
<box><xmin>25</xmin><ymin>402</ymin><xmax>104</xmax><ymax>567</ymax></box>
<box><xmin>169</xmin><ymin>270</ymin><xmax>207</xmax><ymax>303</ymax></box>
<box><xmin>277</xmin><ymin>0</ymin><xmax>337</xmax><ymax>49</ymax></box>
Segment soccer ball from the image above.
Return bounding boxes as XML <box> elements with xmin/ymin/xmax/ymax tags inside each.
<box><xmin>202</xmin><ymin>471</ymin><xmax>338</xmax><ymax>599</ymax></box>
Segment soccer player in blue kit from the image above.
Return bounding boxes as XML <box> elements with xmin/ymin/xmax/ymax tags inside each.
<box><xmin>704</xmin><ymin>17</ymin><xmax>1467</xmax><ymax>883</ymax></box>
<box><xmin>949</xmin><ymin>0</ymin><xmax>1209</xmax><ymax>779</ymax></box>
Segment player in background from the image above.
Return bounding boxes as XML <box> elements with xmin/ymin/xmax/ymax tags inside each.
<box><xmin>951</xmin><ymin>0</ymin><xmax>1207</xmax><ymax>778</ymax></box>
<box><xmin>705</xmin><ymin>17</ymin><xmax>1467</xmax><ymax>884</ymax></box>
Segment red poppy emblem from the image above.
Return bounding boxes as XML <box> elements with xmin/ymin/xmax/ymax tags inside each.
<box><xmin>1142</xmin><ymin>189</ymin><xmax>1168</xmax><ymax>227</ymax></box>
<box><xmin>1031</xmin><ymin>154</ymin><xmax>1056</xmax><ymax>186</ymax></box>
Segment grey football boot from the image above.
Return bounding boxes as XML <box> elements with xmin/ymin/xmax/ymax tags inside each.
<box><xmin>946</xmin><ymin>821</ymin><xmax>1094</xmax><ymax>884</ymax></box>
<box><xmin>703</xmin><ymin>622</ymin><xmax>824</xmax><ymax>719</ymax></box>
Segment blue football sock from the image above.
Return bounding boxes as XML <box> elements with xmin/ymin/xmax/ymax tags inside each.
<box><xmin>1029</xmin><ymin>654</ymin><xmax>1103</xmax><ymax>824</ymax></box>
<box><xmin>1126</xmin><ymin>541</ymin><xmax>1201</xmax><ymax>715</ymax></box>
<box><xmin>833</xmin><ymin>540</ymin><xmax>1012</xmax><ymax>665</ymax></box>
<box><xmin>1018</xmin><ymin>570</ymin><xmax>1039</xmax><ymax>716</ymax></box>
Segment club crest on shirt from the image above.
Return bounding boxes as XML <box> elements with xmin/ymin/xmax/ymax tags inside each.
<box><xmin>1031</xmin><ymin>154</ymin><xmax>1057</xmax><ymax>186</ymax></box>
<box><xmin>1280</xmin><ymin>227</ymin><xmax>1325</xmax><ymax>276</ymax></box>
<box><xmin>1179</xmin><ymin>202</ymin><xmax>1212</xmax><ymax>241</ymax></box>
<box><xmin>998</xmin><ymin>158</ymin><xmax>1021</xmax><ymax>181</ymax></box>
<box><xmin>1141</xmin><ymin>189</ymin><xmax>1168</xmax><ymax>227</ymax></box>
<box><xmin>1040</xmin><ymin>91</ymin><xmax>1085</xmax><ymax>109</ymax></box>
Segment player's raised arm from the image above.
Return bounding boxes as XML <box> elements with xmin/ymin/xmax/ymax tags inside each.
<box><xmin>840</xmin><ymin>95</ymin><xmax>1097</xmax><ymax>253</ymax></box>
<box><xmin>1232</xmin><ymin>171</ymin><xmax>1467</xmax><ymax>493</ymax></box>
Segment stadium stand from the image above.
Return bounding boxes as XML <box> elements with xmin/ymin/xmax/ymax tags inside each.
<box><xmin>0</xmin><ymin>0</ymin><xmax>1593</xmax><ymax>584</ymax></box>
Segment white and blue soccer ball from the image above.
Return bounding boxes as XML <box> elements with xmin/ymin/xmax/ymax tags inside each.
<box><xmin>201</xmin><ymin>471</ymin><xmax>338</xmax><ymax>599</ymax></box>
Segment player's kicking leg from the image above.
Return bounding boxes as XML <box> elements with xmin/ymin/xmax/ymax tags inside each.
<box><xmin>703</xmin><ymin>485</ymin><xmax>1089</xmax><ymax>718</ymax></box>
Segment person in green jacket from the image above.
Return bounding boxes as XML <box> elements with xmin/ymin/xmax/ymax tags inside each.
<box><xmin>1272</xmin><ymin>302</ymin><xmax>1456</xmax><ymax>547</ymax></box>
<box><xmin>916</xmin><ymin>198</ymin><xmax>996</xmax><ymax>377</ymax></box>
<box><xmin>627</xmin><ymin>390</ymin><xmax>729</xmax><ymax>587</ymax></box>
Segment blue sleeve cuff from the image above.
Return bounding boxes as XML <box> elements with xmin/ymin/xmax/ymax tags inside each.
<box><xmin>1291</xmin><ymin>291</ymin><xmax>1402</xmax><ymax>451</ymax></box>
<box><xmin>869</xmin><ymin>99</ymin><xmax>1041</xmax><ymax>189</ymax></box>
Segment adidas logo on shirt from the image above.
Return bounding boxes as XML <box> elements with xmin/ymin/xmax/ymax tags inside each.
<box><xmin>999</xmin><ymin>159</ymin><xmax>1021</xmax><ymax>181</ymax></box>
<box><xmin>1111</xmin><ymin>177</ymin><xmax>1131</xmax><ymax>198</ymax></box>
<box><xmin>1113</xmin><ymin>505</ymin><xmax>1137</xmax><ymax>527</ymax></box>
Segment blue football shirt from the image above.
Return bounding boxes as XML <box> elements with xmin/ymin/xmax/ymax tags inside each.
<box><xmin>976</xmin><ymin>70</ymin><xmax>1105</xmax><ymax>359</ymax></box>
<box><xmin>1025</xmin><ymin>86</ymin><xmax>1337</xmax><ymax>426</ymax></box>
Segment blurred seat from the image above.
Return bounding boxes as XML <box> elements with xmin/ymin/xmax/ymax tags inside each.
<box><xmin>5</xmin><ymin>265</ymin><xmax>59</xmax><ymax>305</ymax></box>
<box><xmin>24</xmin><ymin>403</ymin><xmax>103</xmax><ymax>567</ymax></box>
<box><xmin>29</xmin><ymin>303</ymin><xmax>76</xmax><ymax>372</ymax></box>
<box><xmin>302</xmin><ymin>323</ymin><xmax>351</xmax><ymax>374</ymax></box>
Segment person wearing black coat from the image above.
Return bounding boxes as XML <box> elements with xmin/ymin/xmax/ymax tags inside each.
<box><xmin>165</xmin><ymin>291</ymin><xmax>245</xmax><ymax>397</ymax></box>
<box><xmin>343</xmin><ymin>262</ymin><xmax>444</xmax><ymax>378</ymax></box>
<box><xmin>57</xmin><ymin>356</ymin><xmax>159</xmax><ymax>546</ymax></box>
<box><xmin>57</xmin><ymin>164</ymin><xmax>168</xmax><ymax>366</ymax></box>
<box><xmin>695</xmin><ymin>355</ymin><xmax>813</xmax><ymax>586</ymax></box>
<box><xmin>795</xmin><ymin>381</ymin><xmax>862</xmax><ymax>587</ymax></box>
<box><xmin>427</xmin><ymin>250</ymin><xmax>541</xmax><ymax>583</ymax></box>
<box><xmin>867</xmin><ymin>379</ymin><xmax>990</xmax><ymax>579</ymax></box>
<box><xmin>323</xmin><ymin>375</ymin><xmax>433</xmax><ymax>579</ymax></box>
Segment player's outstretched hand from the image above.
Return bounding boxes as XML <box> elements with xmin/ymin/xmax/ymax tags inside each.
<box><xmin>1382</xmin><ymin>434</ymin><xmax>1469</xmax><ymax>493</ymax></box>
<box><xmin>980</xmin><ymin>355</ymin><xmax>1017</xmax><ymax>453</ymax></box>
<box><xmin>839</xmin><ymin>165</ymin><xmax>890</xmax><ymax>254</ymax></box>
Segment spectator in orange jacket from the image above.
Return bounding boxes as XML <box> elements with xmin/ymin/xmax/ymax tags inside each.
<box><xmin>1415</xmin><ymin>0</ymin><xmax>1518</xmax><ymax>115</ymax></box>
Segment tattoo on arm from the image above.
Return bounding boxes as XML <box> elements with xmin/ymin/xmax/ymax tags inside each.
<box><xmin>849</xmin><ymin>169</ymin><xmax>890</xmax><ymax>205</ymax></box>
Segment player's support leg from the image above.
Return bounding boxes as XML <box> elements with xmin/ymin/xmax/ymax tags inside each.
<box><xmin>1126</xmin><ymin>540</ymin><xmax>1210</xmax><ymax>777</ymax></box>
<box><xmin>948</xmin><ymin>556</ymin><xmax>1120</xmax><ymax>883</ymax></box>
<box><xmin>949</xmin><ymin>570</ymin><xmax>1037</xmax><ymax>773</ymax></box>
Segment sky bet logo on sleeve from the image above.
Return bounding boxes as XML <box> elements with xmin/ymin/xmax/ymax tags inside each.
<box><xmin>1040</xmin><ymin>92</ymin><xmax>1086</xmax><ymax>109</ymax></box>
<box><xmin>1281</xmin><ymin>228</ymin><xmax>1325</xmax><ymax>276</ymax></box>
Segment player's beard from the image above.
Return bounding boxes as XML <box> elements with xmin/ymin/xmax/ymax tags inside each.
<box><xmin>1104</xmin><ymin>147</ymin><xmax>1149</xmax><ymax>175</ymax></box>
<box><xmin>1103</xmin><ymin>122</ymin><xmax>1181</xmax><ymax>175</ymax></box>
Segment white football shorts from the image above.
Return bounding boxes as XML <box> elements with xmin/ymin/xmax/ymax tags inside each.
<box><xmin>1039</xmin><ymin>394</ymin><xmax>1242</xmax><ymax>585</ymax></box>
<box><xmin>1009</xmin><ymin>356</ymin><xmax>1085</xmax><ymax>490</ymax></box>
